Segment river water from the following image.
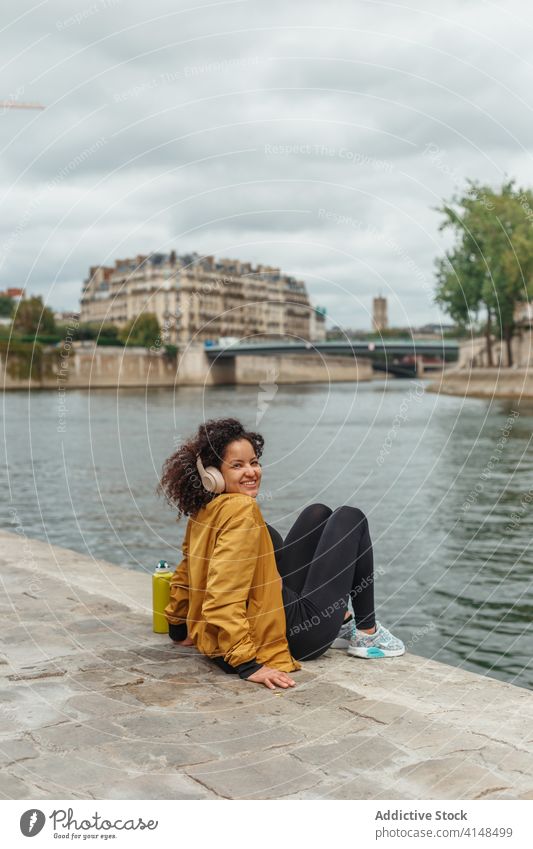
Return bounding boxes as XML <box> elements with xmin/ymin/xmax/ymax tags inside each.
<box><xmin>2</xmin><ymin>380</ymin><xmax>532</xmax><ymax>689</ymax></box>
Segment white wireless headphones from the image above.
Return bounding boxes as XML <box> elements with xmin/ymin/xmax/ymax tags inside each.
<box><xmin>196</xmin><ymin>454</ymin><xmax>226</xmax><ymax>494</ymax></box>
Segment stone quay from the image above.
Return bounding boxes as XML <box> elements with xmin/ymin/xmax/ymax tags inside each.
<box><xmin>1</xmin><ymin>530</ymin><xmax>531</xmax><ymax>800</ymax></box>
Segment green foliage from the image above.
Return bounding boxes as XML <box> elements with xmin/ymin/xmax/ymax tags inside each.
<box><xmin>3</xmin><ymin>316</ymin><xmax>125</xmax><ymax>350</ymax></box>
<box><xmin>20</xmin><ymin>333</ymin><xmax>62</xmax><ymax>345</ymax></box>
<box><xmin>443</xmin><ymin>325</ymin><xmax>470</xmax><ymax>339</ymax></box>
<box><xmin>57</xmin><ymin>321</ymin><xmax>120</xmax><ymax>342</ymax></box>
<box><xmin>99</xmin><ymin>323</ymin><xmax>120</xmax><ymax>339</ymax></box>
<box><xmin>435</xmin><ymin>180</ymin><xmax>533</xmax><ymax>365</ymax></box>
<box><xmin>70</xmin><ymin>322</ymin><xmax>97</xmax><ymax>340</ymax></box>
<box><xmin>0</xmin><ymin>340</ymin><xmax>43</xmax><ymax>381</ymax></box>
<box><xmin>365</xmin><ymin>329</ymin><xmax>413</xmax><ymax>340</ymax></box>
<box><xmin>119</xmin><ymin>312</ymin><xmax>161</xmax><ymax>348</ymax></box>
<box><xmin>54</xmin><ymin>321</ymin><xmax>123</xmax><ymax>345</ymax></box>
<box><xmin>163</xmin><ymin>344</ymin><xmax>178</xmax><ymax>358</ymax></box>
<box><xmin>12</xmin><ymin>296</ymin><xmax>57</xmax><ymax>336</ymax></box>
<box><xmin>0</xmin><ymin>296</ymin><xmax>14</xmax><ymax>317</ymax></box>
<box><xmin>96</xmin><ymin>336</ymin><xmax>124</xmax><ymax>346</ymax></box>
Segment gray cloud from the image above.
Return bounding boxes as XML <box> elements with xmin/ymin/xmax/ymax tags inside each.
<box><xmin>2</xmin><ymin>0</ymin><xmax>532</xmax><ymax>327</ymax></box>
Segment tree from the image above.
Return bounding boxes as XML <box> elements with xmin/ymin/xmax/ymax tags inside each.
<box><xmin>12</xmin><ymin>295</ymin><xmax>56</xmax><ymax>336</ymax></box>
<box><xmin>119</xmin><ymin>312</ymin><xmax>161</xmax><ymax>348</ymax></box>
<box><xmin>72</xmin><ymin>322</ymin><xmax>121</xmax><ymax>341</ymax></box>
<box><xmin>99</xmin><ymin>322</ymin><xmax>120</xmax><ymax>340</ymax></box>
<box><xmin>435</xmin><ymin>180</ymin><xmax>533</xmax><ymax>366</ymax></box>
<box><xmin>0</xmin><ymin>296</ymin><xmax>14</xmax><ymax>317</ymax></box>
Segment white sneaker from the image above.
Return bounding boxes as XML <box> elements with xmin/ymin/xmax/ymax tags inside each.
<box><xmin>347</xmin><ymin>621</ymin><xmax>405</xmax><ymax>658</ymax></box>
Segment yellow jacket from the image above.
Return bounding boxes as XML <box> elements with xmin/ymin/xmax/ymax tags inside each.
<box><xmin>165</xmin><ymin>493</ymin><xmax>301</xmax><ymax>675</ymax></box>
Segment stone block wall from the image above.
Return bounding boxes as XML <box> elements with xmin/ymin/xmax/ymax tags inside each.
<box><xmin>2</xmin><ymin>344</ymin><xmax>372</xmax><ymax>389</ymax></box>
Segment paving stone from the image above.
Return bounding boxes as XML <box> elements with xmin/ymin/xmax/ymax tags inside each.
<box><xmin>290</xmin><ymin>736</ymin><xmax>355</xmax><ymax>771</ymax></box>
<box><xmin>67</xmin><ymin>632</ymin><xmax>138</xmax><ymax>652</ymax></box>
<box><xmin>189</xmin><ymin>691</ymin><xmax>305</xmax><ymax>723</ymax></box>
<box><xmin>423</xmin><ymin>678</ymin><xmax>533</xmax><ymax>716</ymax></box>
<box><xmin>342</xmin><ymin>697</ymin><xmax>410</xmax><ymax>725</ymax></box>
<box><xmin>117</xmin><ymin>710</ymin><xmax>211</xmax><ymax>737</ymax></box>
<box><xmin>291</xmin><ymin>731</ymin><xmax>405</xmax><ymax>777</ymax></box>
<box><xmin>1</xmin><ymin>682</ymin><xmax>83</xmax><ymax>730</ymax></box>
<box><xmin>136</xmin><ymin>647</ymin><xmax>187</xmax><ymax>663</ymax></box>
<box><xmin>50</xmin><ymin>653</ymin><xmax>110</xmax><ymax>675</ymax></box>
<box><xmin>287</xmin><ymin>705</ymin><xmax>367</xmax><ymax>741</ymax></box>
<box><xmin>77</xmin><ymin>738</ymin><xmax>214</xmax><ymax>771</ymax></box>
<box><xmin>65</xmin><ymin>692</ymin><xmax>143</xmax><ymax>718</ymax></box>
<box><xmin>322</xmin><ymin>775</ymin><xmax>414</xmax><ymax>800</ymax></box>
<box><xmin>7</xmin><ymin>667</ymin><xmax>68</xmax><ymax>682</ymax></box>
<box><xmin>10</xmin><ymin>751</ymin><xmax>127</xmax><ymax>793</ymax></box>
<box><xmin>69</xmin><ymin>668</ymin><xmax>147</xmax><ymax>689</ymax></box>
<box><xmin>486</xmin><ymin>745</ymin><xmax>533</xmax><ymax>778</ymax></box>
<box><xmin>421</xmin><ymin>730</ymin><xmax>487</xmax><ymax>758</ymax></box>
<box><xmin>120</xmin><ymin>680</ymin><xmax>200</xmax><ymax>707</ymax></box>
<box><xmin>29</xmin><ymin>718</ymin><xmax>125</xmax><ymax>752</ymax></box>
<box><xmin>328</xmin><ymin>659</ymin><xmax>455</xmax><ymax>706</ymax></box>
<box><xmin>125</xmin><ymin>658</ymin><xmax>213</xmax><ymax>682</ymax></box>
<box><xmin>0</xmin><ymin>772</ymin><xmax>37</xmax><ymax>799</ymax></box>
<box><xmin>69</xmin><ymin>599</ymin><xmax>131</xmax><ymax>616</ymax></box>
<box><xmin>0</xmin><ymin>713</ymin><xmax>21</xmax><ymax>735</ymax></box>
<box><xmin>186</xmin><ymin>718</ymin><xmax>302</xmax><ymax>756</ymax></box>
<box><xmin>442</xmin><ymin>712</ymin><xmax>533</xmax><ymax>747</ymax></box>
<box><xmin>378</xmin><ymin>711</ymin><xmax>486</xmax><ymax>756</ymax></box>
<box><xmin>1</xmin><ymin>602</ymin><xmax>58</xmax><ymax>623</ymax></box>
<box><xmin>365</xmin><ymin>709</ymin><xmax>529</xmax><ymax>788</ymax></box>
<box><xmin>284</xmin><ymin>767</ymin><xmax>405</xmax><ymax>800</ymax></box>
<box><xmin>67</xmin><ymin>618</ymin><xmax>114</xmax><ymax>634</ymax></box>
<box><xmin>93</xmin><ymin>772</ymin><xmax>218</xmax><ymax>799</ymax></box>
<box><xmin>100</xmin><ymin>649</ymin><xmax>151</xmax><ymax>666</ymax></box>
<box><xmin>186</xmin><ymin>751</ymin><xmax>325</xmax><ymax>799</ymax></box>
<box><xmin>397</xmin><ymin>756</ymin><xmax>511</xmax><ymax>799</ymax></box>
<box><xmin>288</xmin><ymin>680</ymin><xmax>357</xmax><ymax>708</ymax></box>
<box><xmin>0</xmin><ymin>737</ymin><xmax>39</xmax><ymax>765</ymax></box>
<box><xmin>339</xmin><ymin>733</ymin><xmax>408</xmax><ymax>772</ymax></box>
<box><xmin>0</xmin><ymin>629</ymin><xmax>84</xmax><ymax>664</ymax></box>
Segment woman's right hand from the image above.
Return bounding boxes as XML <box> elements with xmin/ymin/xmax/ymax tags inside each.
<box><xmin>247</xmin><ymin>666</ymin><xmax>296</xmax><ymax>689</ymax></box>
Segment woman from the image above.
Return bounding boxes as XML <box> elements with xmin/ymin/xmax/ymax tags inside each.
<box><xmin>158</xmin><ymin>417</ymin><xmax>404</xmax><ymax>690</ymax></box>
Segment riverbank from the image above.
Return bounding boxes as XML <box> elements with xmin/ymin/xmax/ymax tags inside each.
<box><xmin>1</xmin><ymin>529</ymin><xmax>531</xmax><ymax>800</ymax></box>
<box><xmin>0</xmin><ymin>343</ymin><xmax>372</xmax><ymax>389</ymax></box>
<box><xmin>428</xmin><ymin>367</ymin><xmax>533</xmax><ymax>400</ymax></box>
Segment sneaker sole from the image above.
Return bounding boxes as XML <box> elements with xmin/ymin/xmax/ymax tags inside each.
<box><xmin>347</xmin><ymin>646</ymin><xmax>405</xmax><ymax>658</ymax></box>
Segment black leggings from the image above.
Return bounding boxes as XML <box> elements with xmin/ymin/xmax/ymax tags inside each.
<box><xmin>267</xmin><ymin>504</ymin><xmax>376</xmax><ymax>661</ymax></box>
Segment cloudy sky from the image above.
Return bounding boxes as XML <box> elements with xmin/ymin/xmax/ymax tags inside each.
<box><xmin>1</xmin><ymin>0</ymin><xmax>532</xmax><ymax>328</ymax></box>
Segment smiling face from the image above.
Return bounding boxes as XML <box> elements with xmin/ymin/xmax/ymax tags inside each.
<box><xmin>220</xmin><ymin>439</ymin><xmax>262</xmax><ymax>497</ymax></box>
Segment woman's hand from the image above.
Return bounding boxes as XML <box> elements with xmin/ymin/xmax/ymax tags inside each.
<box><xmin>247</xmin><ymin>666</ymin><xmax>296</xmax><ymax>689</ymax></box>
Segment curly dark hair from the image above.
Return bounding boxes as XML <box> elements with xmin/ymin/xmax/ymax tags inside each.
<box><xmin>157</xmin><ymin>417</ymin><xmax>265</xmax><ymax>518</ymax></box>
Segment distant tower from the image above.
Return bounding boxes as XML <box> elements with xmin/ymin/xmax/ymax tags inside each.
<box><xmin>372</xmin><ymin>295</ymin><xmax>388</xmax><ymax>332</ymax></box>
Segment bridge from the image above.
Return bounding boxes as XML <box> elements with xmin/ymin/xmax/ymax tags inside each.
<box><xmin>204</xmin><ymin>339</ymin><xmax>459</xmax><ymax>377</ymax></box>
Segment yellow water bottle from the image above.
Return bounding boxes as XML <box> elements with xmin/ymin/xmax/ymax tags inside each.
<box><xmin>152</xmin><ymin>560</ymin><xmax>173</xmax><ymax>633</ymax></box>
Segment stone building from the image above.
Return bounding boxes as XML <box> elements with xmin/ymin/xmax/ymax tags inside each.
<box><xmin>80</xmin><ymin>252</ymin><xmax>326</xmax><ymax>344</ymax></box>
<box><xmin>372</xmin><ymin>295</ymin><xmax>388</xmax><ymax>332</ymax></box>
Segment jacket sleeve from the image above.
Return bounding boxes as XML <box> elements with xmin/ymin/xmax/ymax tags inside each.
<box><xmin>201</xmin><ymin>499</ymin><xmax>262</xmax><ymax>674</ymax></box>
<box><xmin>165</xmin><ymin>522</ymin><xmax>190</xmax><ymax>639</ymax></box>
